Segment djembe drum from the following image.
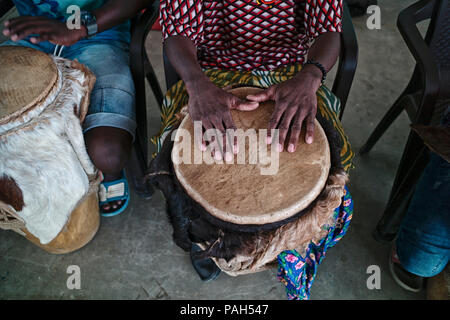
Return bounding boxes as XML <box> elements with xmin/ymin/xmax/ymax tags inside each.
<box><xmin>0</xmin><ymin>46</ymin><xmax>101</xmax><ymax>254</ymax></box>
<box><xmin>148</xmin><ymin>86</ymin><xmax>348</xmax><ymax>276</ymax></box>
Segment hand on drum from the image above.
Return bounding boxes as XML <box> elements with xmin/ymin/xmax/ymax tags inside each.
<box><xmin>186</xmin><ymin>77</ymin><xmax>259</xmax><ymax>160</ymax></box>
<box><xmin>247</xmin><ymin>66</ymin><xmax>323</xmax><ymax>153</ymax></box>
<box><xmin>2</xmin><ymin>16</ymin><xmax>87</xmax><ymax>46</ymax></box>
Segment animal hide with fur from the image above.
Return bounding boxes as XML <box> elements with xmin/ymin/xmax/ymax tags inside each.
<box><xmin>0</xmin><ymin>56</ymin><xmax>96</xmax><ymax>244</ymax></box>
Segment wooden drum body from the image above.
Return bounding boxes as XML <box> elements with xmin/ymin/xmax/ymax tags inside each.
<box><xmin>149</xmin><ymin>86</ymin><xmax>348</xmax><ymax>275</ymax></box>
<box><xmin>0</xmin><ymin>46</ymin><xmax>100</xmax><ymax>254</ymax></box>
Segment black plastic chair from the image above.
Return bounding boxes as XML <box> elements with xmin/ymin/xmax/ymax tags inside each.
<box><xmin>360</xmin><ymin>0</ymin><xmax>450</xmax><ymax>242</ymax></box>
<box><xmin>0</xmin><ymin>0</ymin><xmax>163</xmax><ymax>198</ymax></box>
<box><xmin>127</xmin><ymin>0</ymin><xmax>162</xmax><ymax>198</ymax></box>
<box><xmin>347</xmin><ymin>0</ymin><xmax>378</xmax><ymax>17</ymax></box>
<box><xmin>163</xmin><ymin>0</ymin><xmax>358</xmax><ymax>121</ymax></box>
<box><xmin>0</xmin><ymin>0</ymin><xmax>12</xmax><ymax>18</ymax></box>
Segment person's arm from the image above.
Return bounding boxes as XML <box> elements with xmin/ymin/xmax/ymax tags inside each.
<box><xmin>304</xmin><ymin>31</ymin><xmax>341</xmax><ymax>78</ymax></box>
<box><xmin>92</xmin><ymin>0</ymin><xmax>151</xmax><ymax>34</ymax></box>
<box><xmin>247</xmin><ymin>31</ymin><xmax>340</xmax><ymax>152</ymax></box>
<box><xmin>2</xmin><ymin>0</ymin><xmax>152</xmax><ymax>46</ymax></box>
<box><xmin>164</xmin><ymin>35</ymin><xmax>207</xmax><ymax>89</ymax></box>
<box><xmin>164</xmin><ymin>35</ymin><xmax>258</xmax><ymax>158</ymax></box>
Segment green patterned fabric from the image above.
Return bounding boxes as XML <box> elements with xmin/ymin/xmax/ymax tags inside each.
<box><xmin>152</xmin><ymin>65</ymin><xmax>354</xmax><ymax>172</ymax></box>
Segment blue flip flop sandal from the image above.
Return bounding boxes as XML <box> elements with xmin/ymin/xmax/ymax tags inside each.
<box><xmin>98</xmin><ymin>170</ymin><xmax>130</xmax><ymax>217</ymax></box>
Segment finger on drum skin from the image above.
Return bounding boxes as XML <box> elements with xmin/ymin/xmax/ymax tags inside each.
<box><xmin>203</xmin><ymin>118</ymin><xmax>217</xmax><ymax>151</ymax></box>
<box><xmin>288</xmin><ymin>117</ymin><xmax>303</xmax><ymax>153</ymax></box>
<box><xmin>231</xmin><ymin>97</ymin><xmax>259</xmax><ymax>111</ymax></box>
<box><xmin>210</xmin><ymin>132</ymin><xmax>227</xmax><ymax>161</ymax></box>
<box><xmin>229</xmin><ymin>130</ymin><xmax>239</xmax><ymax>155</ymax></box>
<box><xmin>222</xmin><ymin>112</ymin><xmax>239</xmax><ymax>154</ymax></box>
<box><xmin>223</xmin><ymin>132</ymin><xmax>235</xmax><ymax>162</ymax></box>
<box><xmin>246</xmin><ymin>87</ymin><xmax>275</xmax><ymax>103</ymax></box>
<box><xmin>197</xmin><ymin>139</ymin><xmax>207</xmax><ymax>152</ymax></box>
<box><xmin>277</xmin><ymin>109</ymin><xmax>297</xmax><ymax>153</ymax></box>
<box><xmin>305</xmin><ymin>114</ymin><xmax>315</xmax><ymax>144</ymax></box>
<box><xmin>210</xmin><ymin>118</ymin><xmax>232</xmax><ymax>161</ymax></box>
<box><xmin>267</xmin><ymin>105</ymin><xmax>285</xmax><ymax>145</ymax></box>
<box><xmin>205</xmin><ymin>130</ymin><xmax>222</xmax><ymax>161</ymax></box>
<box><xmin>193</xmin><ymin>120</ymin><xmax>208</xmax><ymax>152</ymax></box>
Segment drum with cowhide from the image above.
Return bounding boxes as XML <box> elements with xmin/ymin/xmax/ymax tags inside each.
<box><xmin>0</xmin><ymin>46</ymin><xmax>100</xmax><ymax>254</ymax></box>
<box><xmin>148</xmin><ymin>86</ymin><xmax>348</xmax><ymax>275</ymax></box>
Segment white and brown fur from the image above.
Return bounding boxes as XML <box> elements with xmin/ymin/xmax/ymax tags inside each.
<box><xmin>0</xmin><ymin>56</ymin><xmax>96</xmax><ymax>244</ymax></box>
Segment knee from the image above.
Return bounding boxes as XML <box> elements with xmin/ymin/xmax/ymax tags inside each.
<box><xmin>85</xmin><ymin>127</ymin><xmax>132</xmax><ymax>174</ymax></box>
<box><xmin>90</xmin><ymin>142</ymin><xmax>127</xmax><ymax>174</ymax></box>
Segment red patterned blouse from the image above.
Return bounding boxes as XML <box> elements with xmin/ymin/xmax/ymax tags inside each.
<box><xmin>160</xmin><ymin>0</ymin><xmax>343</xmax><ymax>71</ymax></box>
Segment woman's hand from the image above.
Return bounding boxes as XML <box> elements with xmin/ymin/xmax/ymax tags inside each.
<box><xmin>247</xmin><ymin>65</ymin><xmax>323</xmax><ymax>153</ymax></box>
<box><xmin>186</xmin><ymin>77</ymin><xmax>259</xmax><ymax>159</ymax></box>
<box><xmin>2</xmin><ymin>16</ymin><xmax>86</xmax><ymax>46</ymax></box>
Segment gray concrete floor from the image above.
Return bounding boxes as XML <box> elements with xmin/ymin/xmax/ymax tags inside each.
<box><xmin>0</xmin><ymin>0</ymin><xmax>429</xmax><ymax>299</ymax></box>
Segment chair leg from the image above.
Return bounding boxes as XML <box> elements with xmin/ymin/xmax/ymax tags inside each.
<box><xmin>144</xmin><ymin>51</ymin><xmax>164</xmax><ymax>110</ymax></box>
<box><xmin>392</xmin><ymin>130</ymin><xmax>427</xmax><ymax>194</ymax></box>
<box><xmin>126</xmin><ymin>144</ymin><xmax>154</xmax><ymax>199</ymax></box>
<box><xmin>360</xmin><ymin>94</ymin><xmax>414</xmax><ymax>155</ymax></box>
<box><xmin>373</xmin><ymin>143</ymin><xmax>429</xmax><ymax>243</ymax></box>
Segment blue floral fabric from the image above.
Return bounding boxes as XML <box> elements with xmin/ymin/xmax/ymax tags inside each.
<box><xmin>277</xmin><ymin>186</ymin><xmax>353</xmax><ymax>300</ymax></box>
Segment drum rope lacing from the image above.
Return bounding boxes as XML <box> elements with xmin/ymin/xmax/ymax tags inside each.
<box><xmin>53</xmin><ymin>44</ymin><xmax>65</xmax><ymax>57</ymax></box>
<box><xmin>0</xmin><ymin>202</ymin><xmax>26</xmax><ymax>236</ymax></box>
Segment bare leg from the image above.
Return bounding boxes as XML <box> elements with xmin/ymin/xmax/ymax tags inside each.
<box><xmin>84</xmin><ymin>126</ymin><xmax>132</xmax><ymax>213</ymax></box>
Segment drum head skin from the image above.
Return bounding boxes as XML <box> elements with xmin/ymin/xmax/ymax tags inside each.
<box><xmin>0</xmin><ymin>46</ymin><xmax>58</xmax><ymax>120</ymax></box>
<box><xmin>172</xmin><ymin>86</ymin><xmax>331</xmax><ymax>225</ymax></box>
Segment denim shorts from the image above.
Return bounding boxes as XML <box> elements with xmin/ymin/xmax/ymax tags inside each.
<box><xmin>1</xmin><ymin>38</ymin><xmax>136</xmax><ymax>140</ymax></box>
<box><xmin>396</xmin><ymin>153</ymin><xmax>450</xmax><ymax>277</ymax></box>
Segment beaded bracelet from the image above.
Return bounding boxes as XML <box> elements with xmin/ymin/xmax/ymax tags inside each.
<box><xmin>304</xmin><ymin>59</ymin><xmax>327</xmax><ymax>85</ymax></box>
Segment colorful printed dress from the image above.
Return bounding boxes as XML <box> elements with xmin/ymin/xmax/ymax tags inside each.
<box><xmin>157</xmin><ymin>0</ymin><xmax>354</xmax><ymax>300</ymax></box>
